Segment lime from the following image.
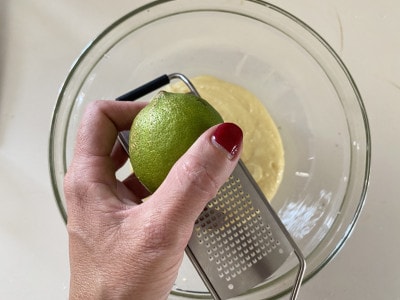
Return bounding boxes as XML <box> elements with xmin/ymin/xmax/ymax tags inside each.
<box><xmin>129</xmin><ymin>91</ymin><xmax>223</xmax><ymax>193</ymax></box>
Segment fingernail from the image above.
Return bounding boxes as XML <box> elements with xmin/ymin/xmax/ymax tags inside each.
<box><xmin>211</xmin><ymin>123</ymin><xmax>243</xmax><ymax>160</ymax></box>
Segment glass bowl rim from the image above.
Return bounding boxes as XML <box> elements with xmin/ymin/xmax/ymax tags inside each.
<box><xmin>49</xmin><ymin>0</ymin><xmax>372</xmax><ymax>298</ymax></box>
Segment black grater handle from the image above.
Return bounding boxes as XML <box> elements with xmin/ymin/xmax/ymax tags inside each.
<box><xmin>116</xmin><ymin>74</ymin><xmax>170</xmax><ymax>101</ymax></box>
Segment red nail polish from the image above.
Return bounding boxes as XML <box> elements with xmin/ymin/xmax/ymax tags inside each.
<box><xmin>211</xmin><ymin>123</ymin><xmax>243</xmax><ymax>160</ymax></box>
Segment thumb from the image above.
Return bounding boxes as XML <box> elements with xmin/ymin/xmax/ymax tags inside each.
<box><xmin>148</xmin><ymin>122</ymin><xmax>243</xmax><ymax>238</ymax></box>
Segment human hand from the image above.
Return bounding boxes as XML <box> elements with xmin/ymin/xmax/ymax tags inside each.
<box><xmin>64</xmin><ymin>100</ymin><xmax>243</xmax><ymax>299</ymax></box>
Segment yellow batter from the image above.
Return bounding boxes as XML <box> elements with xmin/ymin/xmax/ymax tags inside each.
<box><xmin>166</xmin><ymin>75</ymin><xmax>284</xmax><ymax>200</ymax></box>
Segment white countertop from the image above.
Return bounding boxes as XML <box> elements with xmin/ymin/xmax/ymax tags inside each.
<box><xmin>1</xmin><ymin>0</ymin><xmax>399</xmax><ymax>299</ymax></box>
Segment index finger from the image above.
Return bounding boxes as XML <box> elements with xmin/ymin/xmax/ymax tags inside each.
<box><xmin>64</xmin><ymin>100</ymin><xmax>147</xmax><ymax>215</ymax></box>
<box><xmin>75</xmin><ymin>100</ymin><xmax>147</xmax><ymax>158</ymax></box>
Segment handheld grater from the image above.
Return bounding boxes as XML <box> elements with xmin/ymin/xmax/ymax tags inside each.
<box><xmin>116</xmin><ymin>73</ymin><xmax>306</xmax><ymax>300</ymax></box>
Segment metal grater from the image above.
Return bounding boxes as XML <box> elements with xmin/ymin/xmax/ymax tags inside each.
<box><xmin>116</xmin><ymin>73</ymin><xmax>306</xmax><ymax>300</ymax></box>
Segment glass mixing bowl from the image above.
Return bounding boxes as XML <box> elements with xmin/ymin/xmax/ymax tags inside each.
<box><xmin>49</xmin><ymin>0</ymin><xmax>371</xmax><ymax>299</ymax></box>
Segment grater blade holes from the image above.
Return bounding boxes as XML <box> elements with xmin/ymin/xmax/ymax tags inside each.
<box><xmin>193</xmin><ymin>174</ymin><xmax>287</xmax><ymax>284</ymax></box>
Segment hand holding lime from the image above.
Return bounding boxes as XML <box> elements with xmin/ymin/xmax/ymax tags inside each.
<box><xmin>129</xmin><ymin>91</ymin><xmax>223</xmax><ymax>193</ymax></box>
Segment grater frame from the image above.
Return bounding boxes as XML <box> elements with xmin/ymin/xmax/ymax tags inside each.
<box><xmin>116</xmin><ymin>73</ymin><xmax>306</xmax><ymax>300</ymax></box>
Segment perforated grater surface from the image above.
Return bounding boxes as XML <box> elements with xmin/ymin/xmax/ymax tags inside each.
<box><xmin>116</xmin><ymin>73</ymin><xmax>306</xmax><ymax>300</ymax></box>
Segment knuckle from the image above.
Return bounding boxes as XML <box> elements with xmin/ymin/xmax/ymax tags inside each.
<box><xmin>178</xmin><ymin>154</ymin><xmax>220</xmax><ymax>200</ymax></box>
<box><xmin>66</xmin><ymin>220</ymin><xmax>88</xmax><ymax>243</ymax></box>
<box><xmin>64</xmin><ymin>167</ymin><xmax>88</xmax><ymax>207</ymax></box>
<box><xmin>86</xmin><ymin>99</ymin><xmax>105</xmax><ymax>113</ymax></box>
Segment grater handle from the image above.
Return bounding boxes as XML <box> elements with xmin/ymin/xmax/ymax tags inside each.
<box><xmin>116</xmin><ymin>73</ymin><xmax>200</xmax><ymax>102</ymax></box>
<box><xmin>116</xmin><ymin>74</ymin><xmax>170</xmax><ymax>101</ymax></box>
<box><xmin>290</xmin><ymin>248</ymin><xmax>306</xmax><ymax>300</ymax></box>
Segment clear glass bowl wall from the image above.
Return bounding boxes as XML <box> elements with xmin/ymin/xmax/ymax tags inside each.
<box><xmin>49</xmin><ymin>0</ymin><xmax>371</xmax><ymax>299</ymax></box>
